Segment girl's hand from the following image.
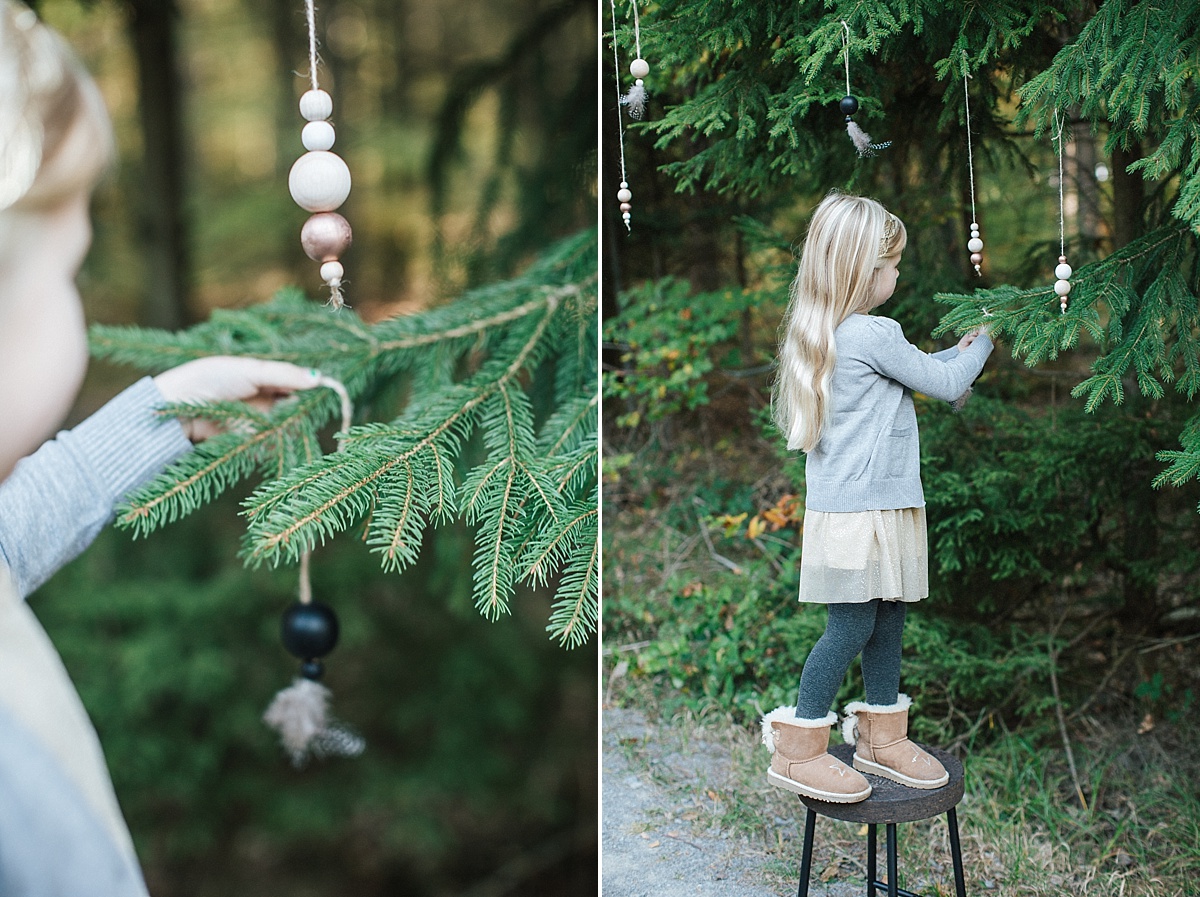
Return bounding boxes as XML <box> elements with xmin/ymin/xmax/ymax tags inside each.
<box><xmin>955</xmin><ymin>329</ymin><xmax>983</xmax><ymax>352</ymax></box>
<box><xmin>153</xmin><ymin>357</ymin><xmax>324</xmax><ymax>442</ymax></box>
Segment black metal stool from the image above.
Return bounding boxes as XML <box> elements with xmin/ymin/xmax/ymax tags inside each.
<box><xmin>794</xmin><ymin>743</ymin><xmax>966</xmax><ymax>897</ymax></box>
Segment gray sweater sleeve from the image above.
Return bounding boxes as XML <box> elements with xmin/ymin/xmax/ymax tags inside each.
<box><xmin>0</xmin><ymin>377</ymin><xmax>193</xmax><ymax>598</ymax></box>
<box><xmin>867</xmin><ymin>317</ymin><xmax>993</xmax><ymax>402</ymax></box>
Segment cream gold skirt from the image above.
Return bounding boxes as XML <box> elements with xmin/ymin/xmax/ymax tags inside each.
<box><xmin>798</xmin><ymin>507</ymin><xmax>928</xmax><ymax>604</ymax></box>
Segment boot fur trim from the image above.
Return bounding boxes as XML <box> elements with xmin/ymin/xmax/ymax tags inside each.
<box><xmin>841</xmin><ymin>694</ymin><xmax>912</xmax><ymax>746</ymax></box>
<box><xmin>761</xmin><ymin>706</ymin><xmax>836</xmax><ymax>753</ymax></box>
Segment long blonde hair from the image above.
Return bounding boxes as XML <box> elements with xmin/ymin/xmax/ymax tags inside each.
<box><xmin>773</xmin><ymin>192</ymin><xmax>907</xmax><ymax>452</ymax></box>
<box><xmin>0</xmin><ymin>0</ymin><xmax>113</xmax><ymax>214</ymax></box>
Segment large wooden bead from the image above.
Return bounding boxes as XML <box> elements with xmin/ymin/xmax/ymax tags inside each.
<box><xmin>301</xmin><ymin>212</ymin><xmax>353</xmax><ymax>262</ymax></box>
<box><xmin>281</xmin><ymin>601</ymin><xmax>339</xmax><ymax>659</ymax></box>
<box><xmin>299</xmin><ymin>88</ymin><xmax>333</xmax><ymax>122</ymax></box>
<box><xmin>630</xmin><ymin>58</ymin><xmax>650</xmax><ymax>79</ymax></box>
<box><xmin>289</xmin><ymin>150</ymin><xmax>351</xmax><ymax>212</ymax></box>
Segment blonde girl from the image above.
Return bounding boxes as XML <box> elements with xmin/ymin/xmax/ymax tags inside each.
<box><xmin>1</xmin><ymin>4</ymin><xmax>328</xmax><ymax>891</ymax></box>
<box><xmin>761</xmin><ymin>192</ymin><xmax>993</xmax><ymax>803</ymax></box>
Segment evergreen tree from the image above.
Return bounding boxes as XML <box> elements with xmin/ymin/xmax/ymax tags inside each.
<box><xmin>93</xmin><ymin>230</ymin><xmax>598</xmax><ymax>647</ymax></box>
<box><xmin>615</xmin><ymin>0</ymin><xmax>1199</xmax><ymax>470</ymax></box>
<box><xmin>607</xmin><ymin>0</ymin><xmax>1200</xmax><ymax>621</ymax></box>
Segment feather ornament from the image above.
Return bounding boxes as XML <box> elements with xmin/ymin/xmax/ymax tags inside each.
<box><xmin>263</xmin><ymin>678</ymin><xmax>365</xmax><ymax>767</ymax></box>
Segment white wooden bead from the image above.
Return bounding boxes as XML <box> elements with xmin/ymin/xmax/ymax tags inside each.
<box><xmin>289</xmin><ymin>151</ymin><xmax>351</xmax><ymax>212</ymax></box>
<box><xmin>617</xmin><ymin>188</ymin><xmax>632</xmax><ymax>202</ymax></box>
<box><xmin>620</xmin><ymin>181</ymin><xmax>628</xmax><ymax>189</ymax></box>
<box><xmin>1055</xmin><ymin>262</ymin><xmax>1073</xmax><ymax>280</ymax></box>
<box><xmin>300</xmin><ymin>89</ymin><xmax>333</xmax><ymax>122</ymax></box>
<box><xmin>321</xmin><ymin>261</ymin><xmax>344</xmax><ymax>283</ymax></box>
<box><xmin>1054</xmin><ymin>279</ymin><xmax>1072</xmax><ymax>297</ymax></box>
<box><xmin>630</xmin><ymin>58</ymin><xmax>650</xmax><ymax>78</ymax></box>
<box><xmin>967</xmin><ymin>237</ymin><xmax>984</xmax><ymax>252</ymax></box>
<box><xmin>302</xmin><ymin>120</ymin><xmax>336</xmax><ymax>151</ymax></box>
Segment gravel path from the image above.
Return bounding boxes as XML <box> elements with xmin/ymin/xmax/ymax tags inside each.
<box><xmin>602</xmin><ymin>706</ymin><xmax>861</xmax><ymax>897</ymax></box>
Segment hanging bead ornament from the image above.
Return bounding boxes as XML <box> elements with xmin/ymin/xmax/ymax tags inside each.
<box><xmin>609</xmin><ymin>0</ymin><xmax>635</xmax><ymax>230</ymax></box>
<box><xmin>288</xmin><ymin>0</ymin><xmax>352</xmax><ymax>308</ymax></box>
<box><xmin>619</xmin><ymin>3</ymin><xmax>648</xmax><ymax>119</ymax></box>
<box><xmin>839</xmin><ymin>21</ymin><xmax>890</xmax><ymax>158</ymax></box>
<box><xmin>963</xmin><ymin>57</ymin><xmax>984</xmax><ymax>276</ymax></box>
<box><xmin>1052</xmin><ymin>107</ymin><xmax>1072</xmax><ymax>313</ymax></box>
<box><xmin>262</xmin><ymin>376</ymin><xmax>365</xmax><ymax>767</ymax></box>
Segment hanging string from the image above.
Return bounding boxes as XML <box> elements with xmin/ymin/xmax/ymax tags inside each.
<box><xmin>963</xmin><ymin>53</ymin><xmax>983</xmax><ymax>276</ymax></box>
<box><xmin>304</xmin><ymin>0</ymin><xmax>319</xmax><ymax>91</ymax></box>
<box><xmin>632</xmin><ymin>0</ymin><xmax>642</xmax><ymax>60</ymax></box>
<box><xmin>838</xmin><ymin>20</ymin><xmax>889</xmax><ymax>157</ymax></box>
<box><xmin>1052</xmin><ymin>107</ymin><xmax>1072</xmax><ymax>313</ymax></box>
<box><xmin>264</xmin><ymin>374</ymin><xmax>364</xmax><ymax>767</ymax></box>
<box><xmin>1054</xmin><ymin>108</ymin><xmax>1066</xmax><ymax>259</ymax></box>
<box><xmin>842</xmin><ymin>21</ymin><xmax>852</xmax><ymax>97</ymax></box>
<box><xmin>610</xmin><ymin>0</ymin><xmax>633</xmax><ymax>230</ymax></box>
<box><xmin>296</xmin><ymin>375</ymin><xmax>352</xmax><ymax>606</ymax></box>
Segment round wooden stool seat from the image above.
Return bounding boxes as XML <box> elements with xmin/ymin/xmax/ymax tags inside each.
<box><xmin>798</xmin><ymin>743</ymin><xmax>964</xmax><ymax>823</ymax></box>
<box><xmin>791</xmin><ymin>743</ymin><xmax>969</xmax><ymax>897</ymax></box>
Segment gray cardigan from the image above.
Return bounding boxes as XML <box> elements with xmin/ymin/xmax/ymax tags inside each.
<box><xmin>0</xmin><ymin>377</ymin><xmax>192</xmax><ymax>897</ymax></box>
<box><xmin>803</xmin><ymin>314</ymin><xmax>993</xmax><ymax>512</ymax></box>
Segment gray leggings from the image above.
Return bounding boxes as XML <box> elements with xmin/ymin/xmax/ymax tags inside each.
<box><xmin>795</xmin><ymin>599</ymin><xmax>906</xmax><ymax>720</ymax></box>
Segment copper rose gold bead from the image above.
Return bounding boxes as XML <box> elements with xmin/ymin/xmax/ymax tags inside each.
<box><xmin>301</xmin><ymin>212</ymin><xmax>353</xmax><ymax>262</ymax></box>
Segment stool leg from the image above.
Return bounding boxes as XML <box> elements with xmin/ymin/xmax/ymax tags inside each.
<box><xmin>886</xmin><ymin>824</ymin><xmax>899</xmax><ymax>897</ymax></box>
<box><xmin>866</xmin><ymin>824</ymin><xmax>877</xmax><ymax>896</ymax></box>
<box><xmin>947</xmin><ymin>807</ymin><xmax>966</xmax><ymax>897</ymax></box>
<box><xmin>796</xmin><ymin>808</ymin><xmax>817</xmax><ymax>897</ymax></box>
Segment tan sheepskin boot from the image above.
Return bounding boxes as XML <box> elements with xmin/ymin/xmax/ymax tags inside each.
<box><xmin>841</xmin><ymin>694</ymin><xmax>949</xmax><ymax>789</ymax></box>
<box><xmin>761</xmin><ymin>706</ymin><xmax>872</xmax><ymax>803</ymax></box>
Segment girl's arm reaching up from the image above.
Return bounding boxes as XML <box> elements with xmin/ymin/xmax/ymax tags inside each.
<box><xmin>0</xmin><ymin>358</ymin><xmax>321</xmax><ymax>598</ymax></box>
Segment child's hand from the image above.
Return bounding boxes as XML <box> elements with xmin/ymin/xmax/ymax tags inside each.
<box><xmin>154</xmin><ymin>357</ymin><xmax>325</xmax><ymax>441</ymax></box>
<box><xmin>955</xmin><ymin>330</ymin><xmax>982</xmax><ymax>352</ymax></box>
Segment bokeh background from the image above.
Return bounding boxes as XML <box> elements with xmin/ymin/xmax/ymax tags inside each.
<box><xmin>27</xmin><ymin>0</ymin><xmax>597</xmax><ymax>894</ymax></box>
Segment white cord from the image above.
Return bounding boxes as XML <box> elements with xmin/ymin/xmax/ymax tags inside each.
<box><xmin>1054</xmin><ymin>107</ymin><xmax>1066</xmax><ymax>257</ymax></box>
<box><xmin>304</xmin><ymin>0</ymin><xmax>320</xmax><ymax>91</ymax></box>
<box><xmin>841</xmin><ymin>21</ymin><xmax>851</xmax><ymax>97</ymax></box>
<box><xmin>298</xmin><ymin>374</ymin><xmax>352</xmax><ymax>604</ymax></box>
<box><xmin>631</xmin><ymin>0</ymin><xmax>641</xmax><ymax>60</ymax></box>
<box><xmin>609</xmin><ymin>0</ymin><xmax>630</xmax><ymax>229</ymax></box>
<box><xmin>964</xmin><ymin>59</ymin><xmax>977</xmax><ymax>224</ymax></box>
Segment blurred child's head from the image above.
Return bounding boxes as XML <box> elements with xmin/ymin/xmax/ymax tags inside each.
<box><xmin>0</xmin><ymin>0</ymin><xmax>115</xmax><ymax>478</ymax></box>
<box><xmin>794</xmin><ymin>191</ymin><xmax>906</xmax><ymax>321</ymax></box>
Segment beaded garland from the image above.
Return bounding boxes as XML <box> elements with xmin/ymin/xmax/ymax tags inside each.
<box><xmin>288</xmin><ymin>0</ymin><xmax>353</xmax><ymax>308</ymax></box>
<box><xmin>1052</xmin><ymin>108</ymin><xmax>1072</xmax><ymax>313</ymax></box>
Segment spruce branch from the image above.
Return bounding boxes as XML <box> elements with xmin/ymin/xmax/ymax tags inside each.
<box><xmin>95</xmin><ymin>231</ymin><xmax>598</xmax><ymax>644</ymax></box>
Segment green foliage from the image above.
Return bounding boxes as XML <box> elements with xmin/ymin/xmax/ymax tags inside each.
<box><xmin>605</xmin><ymin>546</ymin><xmax>1057</xmax><ymax>740</ymax></box>
<box><xmin>603</xmin><ymin>277</ymin><xmax>762</xmax><ymax>427</ymax></box>
<box><xmin>91</xmin><ymin>232</ymin><xmax>598</xmax><ymax>646</ymax></box>
<box><xmin>36</xmin><ymin>502</ymin><xmax>595</xmax><ymax>896</ymax></box>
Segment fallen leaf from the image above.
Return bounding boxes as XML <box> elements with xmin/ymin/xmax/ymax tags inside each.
<box><xmin>1138</xmin><ymin>713</ymin><xmax>1155</xmax><ymax>734</ymax></box>
<box><xmin>820</xmin><ymin>861</ymin><xmax>840</xmax><ymax>882</ymax></box>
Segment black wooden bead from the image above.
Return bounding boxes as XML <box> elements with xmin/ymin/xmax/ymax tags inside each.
<box><xmin>281</xmin><ymin>601</ymin><xmax>339</xmax><ymax>660</ymax></box>
<box><xmin>300</xmin><ymin>659</ymin><xmax>325</xmax><ymax>680</ymax></box>
<box><xmin>839</xmin><ymin>94</ymin><xmax>859</xmax><ymax>116</ymax></box>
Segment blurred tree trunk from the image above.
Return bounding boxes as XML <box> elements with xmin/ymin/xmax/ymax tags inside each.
<box><xmin>1110</xmin><ymin>141</ymin><xmax>1158</xmax><ymax>624</ymax></box>
<box><xmin>127</xmin><ymin>0</ymin><xmax>191</xmax><ymax>329</ymax></box>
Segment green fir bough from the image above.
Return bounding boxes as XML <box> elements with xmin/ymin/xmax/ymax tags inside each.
<box><xmin>92</xmin><ymin>231</ymin><xmax>598</xmax><ymax>647</ymax></box>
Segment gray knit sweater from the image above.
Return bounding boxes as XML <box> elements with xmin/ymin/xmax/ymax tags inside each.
<box><xmin>0</xmin><ymin>377</ymin><xmax>192</xmax><ymax>897</ymax></box>
<box><xmin>0</xmin><ymin>377</ymin><xmax>192</xmax><ymax>597</ymax></box>
<box><xmin>803</xmin><ymin>313</ymin><xmax>993</xmax><ymax>512</ymax></box>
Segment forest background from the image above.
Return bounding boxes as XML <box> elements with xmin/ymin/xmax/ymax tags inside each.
<box><xmin>603</xmin><ymin>1</ymin><xmax>1200</xmax><ymax>893</ymax></box>
<box><xmin>27</xmin><ymin>0</ymin><xmax>596</xmax><ymax>895</ymax></box>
